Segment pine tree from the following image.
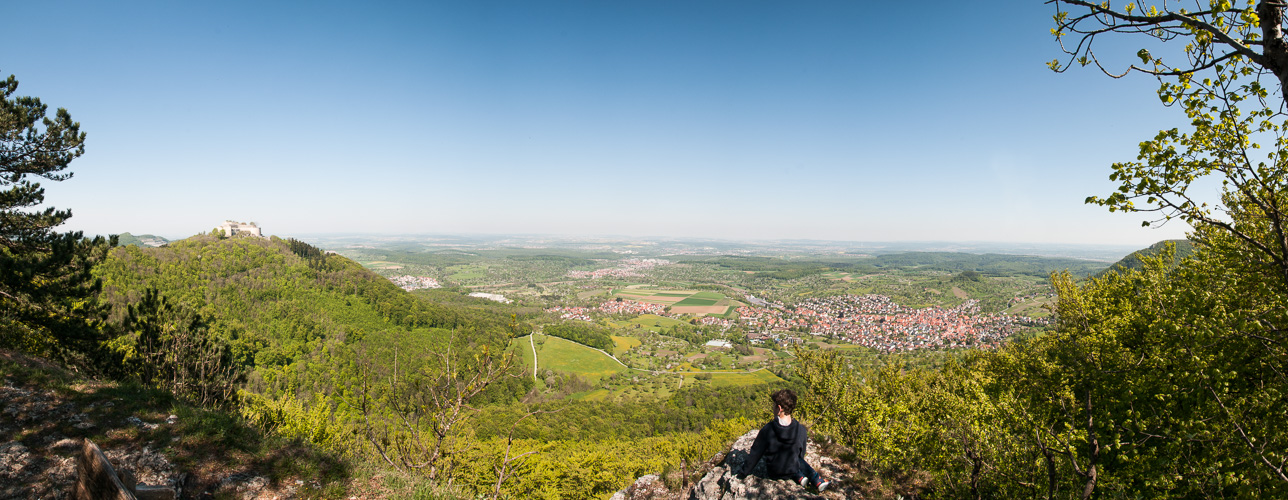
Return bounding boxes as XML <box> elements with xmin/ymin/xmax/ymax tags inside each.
<box><xmin>0</xmin><ymin>72</ymin><xmax>112</xmax><ymax>363</ymax></box>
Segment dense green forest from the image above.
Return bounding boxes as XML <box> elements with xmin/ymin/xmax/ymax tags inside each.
<box><xmin>688</xmin><ymin>256</ymin><xmax>876</xmax><ymax>280</ymax></box>
<box><xmin>683</xmin><ymin>252</ymin><xmax>1107</xmax><ymax>281</ymax></box>
<box><xmin>93</xmin><ymin>234</ymin><xmax>523</xmax><ymax>369</ymax></box>
<box><xmin>84</xmin><ymin>234</ymin><xmax>779</xmax><ymax>498</ymax></box>
<box><xmin>1097</xmin><ymin>239</ymin><xmax>1195</xmax><ymax>277</ymax></box>
<box><xmin>867</xmin><ymin>252</ymin><xmax>1106</xmax><ymax>277</ymax></box>
<box><xmin>355</xmin><ymin>247</ymin><xmax>614</xmax><ymax>269</ymax></box>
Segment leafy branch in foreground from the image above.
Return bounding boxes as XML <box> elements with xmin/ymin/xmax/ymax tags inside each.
<box><xmin>1054</xmin><ymin>1</ymin><xmax>1288</xmax><ymax>292</ymax></box>
<box><xmin>358</xmin><ymin>331</ymin><xmax>519</xmax><ymax>480</ymax></box>
<box><xmin>1049</xmin><ymin>0</ymin><xmax>1285</xmax><ymax>92</ymax></box>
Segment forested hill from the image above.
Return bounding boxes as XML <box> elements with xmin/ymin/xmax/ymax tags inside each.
<box><xmin>1097</xmin><ymin>239</ymin><xmax>1195</xmax><ymax>277</ymax></box>
<box><xmin>92</xmin><ymin>233</ymin><xmax>522</xmax><ymax>369</ymax></box>
<box><xmin>114</xmin><ymin>232</ymin><xmax>169</xmax><ymax>247</ymax></box>
<box><xmin>688</xmin><ymin>252</ymin><xmax>1110</xmax><ymax>281</ymax></box>
<box><xmin>868</xmin><ymin>252</ymin><xmax>1109</xmax><ymax>277</ymax></box>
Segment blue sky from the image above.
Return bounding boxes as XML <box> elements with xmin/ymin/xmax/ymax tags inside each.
<box><xmin>7</xmin><ymin>1</ymin><xmax>1196</xmax><ymax>245</ymax></box>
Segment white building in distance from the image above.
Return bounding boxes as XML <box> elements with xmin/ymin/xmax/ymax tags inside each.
<box><xmin>218</xmin><ymin>220</ymin><xmax>262</xmax><ymax>237</ymax></box>
<box><xmin>704</xmin><ymin>339</ymin><xmax>732</xmax><ymax>350</ymax></box>
<box><xmin>468</xmin><ymin>292</ymin><xmax>512</xmax><ymax>304</ymax></box>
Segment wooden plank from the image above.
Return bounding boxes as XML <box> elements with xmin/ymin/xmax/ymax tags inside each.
<box><xmin>74</xmin><ymin>438</ymin><xmax>138</xmax><ymax>500</ymax></box>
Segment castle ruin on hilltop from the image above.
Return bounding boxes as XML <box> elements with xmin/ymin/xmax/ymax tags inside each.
<box><xmin>218</xmin><ymin>220</ymin><xmax>262</xmax><ymax>237</ymax></box>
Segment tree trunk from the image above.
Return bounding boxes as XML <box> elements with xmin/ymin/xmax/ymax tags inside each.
<box><xmin>1258</xmin><ymin>0</ymin><xmax>1288</xmax><ymax>105</ymax></box>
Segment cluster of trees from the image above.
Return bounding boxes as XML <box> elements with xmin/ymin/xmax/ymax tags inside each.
<box><xmin>869</xmin><ymin>252</ymin><xmax>1106</xmax><ymax>278</ymax></box>
<box><xmin>541</xmin><ymin>323</ymin><xmax>615</xmax><ymax>351</ymax></box>
<box><xmin>110</xmin><ymin>288</ymin><xmax>244</xmax><ymax>407</ymax></box>
<box><xmin>249</xmin><ymin>348</ymin><xmax>781</xmax><ymax>498</ymax></box>
<box><xmin>798</xmin><ymin>244</ymin><xmax>1286</xmax><ymax>497</ymax></box>
<box><xmin>689</xmin><ymin>253</ymin><xmax>1110</xmax><ymax>282</ymax></box>
<box><xmin>1096</xmin><ymin>239</ymin><xmax>1196</xmax><ymax>277</ymax></box>
<box><xmin>792</xmin><ymin>2</ymin><xmax>1288</xmax><ymax>496</ymax></box>
<box><xmin>692</xmin><ymin>256</ymin><xmax>872</xmax><ymax>280</ymax></box>
<box><xmin>0</xmin><ymin>72</ymin><xmax>114</xmax><ymax>367</ymax></box>
<box><xmin>473</xmin><ymin>383</ymin><xmax>787</xmax><ymax>442</ymax></box>
<box><xmin>242</xmin><ymin>326</ymin><xmax>790</xmax><ymax>498</ymax></box>
<box><xmin>650</xmin><ymin>323</ymin><xmax>715</xmax><ymax>346</ymax></box>
<box><xmin>93</xmin><ymin>234</ymin><xmax>535</xmax><ymax>367</ymax></box>
<box><xmin>454</xmin><ymin>418</ymin><xmax>754</xmax><ymax>499</ymax></box>
<box><xmin>286</xmin><ymin>237</ymin><xmax>330</xmax><ymax>271</ymax></box>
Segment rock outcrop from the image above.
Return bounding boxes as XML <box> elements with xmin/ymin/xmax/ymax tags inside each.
<box><xmin>612</xmin><ymin>428</ymin><xmax>858</xmax><ymax>500</ymax></box>
<box><xmin>0</xmin><ymin>365</ymin><xmax>298</xmax><ymax>500</ymax></box>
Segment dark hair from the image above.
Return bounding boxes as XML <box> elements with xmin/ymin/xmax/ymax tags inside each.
<box><xmin>771</xmin><ymin>389</ymin><xmax>797</xmax><ymax>415</ymax></box>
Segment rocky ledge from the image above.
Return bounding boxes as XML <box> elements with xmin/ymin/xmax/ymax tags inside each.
<box><xmin>612</xmin><ymin>428</ymin><xmax>860</xmax><ymax>500</ymax></box>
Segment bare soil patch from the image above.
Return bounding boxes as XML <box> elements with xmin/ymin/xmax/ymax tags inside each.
<box><xmin>576</xmin><ymin>289</ymin><xmax>608</xmax><ymax>299</ymax></box>
<box><xmin>951</xmin><ymin>286</ymin><xmax>969</xmax><ymax>299</ymax></box>
<box><xmin>640</xmin><ymin>296</ymin><xmax>684</xmax><ymax>304</ymax></box>
<box><xmin>670</xmin><ymin>305</ymin><xmax>727</xmax><ymax>315</ymax></box>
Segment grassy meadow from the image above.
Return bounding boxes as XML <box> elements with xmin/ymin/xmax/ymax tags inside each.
<box><xmin>534</xmin><ymin>335</ymin><xmax>627</xmax><ymax>382</ymax></box>
<box><xmin>611</xmin><ymin>335</ymin><xmax>642</xmax><ymax>356</ymax></box>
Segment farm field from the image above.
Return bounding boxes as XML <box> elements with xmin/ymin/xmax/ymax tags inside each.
<box><xmin>575</xmin><ymin>372</ymin><xmax>685</xmax><ymax>403</ymax></box>
<box><xmin>612</xmin><ymin>314</ymin><xmax>689</xmax><ymax>332</ymax></box>
<box><xmin>571</xmin><ymin>368</ymin><xmax>780</xmax><ymax>401</ymax></box>
<box><xmin>1004</xmin><ymin>295</ymin><xmax>1056</xmax><ymax>318</ymax></box>
<box><xmin>445</xmin><ymin>263</ymin><xmax>488</xmax><ymax>281</ymax></box>
<box><xmin>610</xmin><ymin>288</ymin><xmax>743</xmax><ymax>317</ymax></box>
<box><xmin>666</xmin><ymin>369</ymin><xmax>783</xmax><ymax>388</ymax></box>
<box><xmin>519</xmin><ymin>330</ymin><xmax>786</xmax><ymax>402</ymax></box>
<box><xmin>360</xmin><ymin>260</ymin><xmax>405</xmax><ymax>270</ymax></box>
<box><xmin>571</xmin><ymin>388</ymin><xmax>611</xmax><ymax>401</ymax></box>
<box><xmin>533</xmin><ymin>335</ymin><xmax>627</xmax><ymax>382</ymax></box>
<box><xmin>577</xmin><ymin>288</ymin><xmax>610</xmax><ymax>300</ymax></box>
<box><xmin>704</xmin><ymin>369</ymin><xmax>783</xmax><ymax>387</ymax></box>
<box><xmin>611</xmin><ymin>335</ymin><xmax>641</xmax><ymax>356</ymax></box>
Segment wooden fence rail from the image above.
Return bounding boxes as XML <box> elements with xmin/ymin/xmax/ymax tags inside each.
<box><xmin>74</xmin><ymin>439</ymin><xmax>177</xmax><ymax>500</ymax></box>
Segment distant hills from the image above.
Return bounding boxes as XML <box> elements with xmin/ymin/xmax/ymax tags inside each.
<box><xmin>687</xmin><ymin>251</ymin><xmax>1113</xmax><ymax>279</ymax></box>
<box><xmin>1099</xmin><ymin>239</ymin><xmax>1196</xmax><ymax>276</ymax></box>
<box><xmin>114</xmin><ymin>232</ymin><xmax>169</xmax><ymax>247</ymax></box>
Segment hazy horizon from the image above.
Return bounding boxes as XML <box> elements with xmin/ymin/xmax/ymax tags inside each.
<box><xmin>126</xmin><ymin>228</ymin><xmax>1159</xmax><ymax>248</ymax></box>
<box><xmin>117</xmin><ymin>229</ymin><xmax>1149</xmax><ymax>262</ymax></box>
<box><xmin>11</xmin><ymin>1</ymin><xmax>1197</xmax><ymax>246</ymax></box>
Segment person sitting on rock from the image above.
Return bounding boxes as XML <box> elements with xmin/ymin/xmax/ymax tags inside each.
<box><xmin>738</xmin><ymin>389</ymin><xmax>829</xmax><ymax>492</ymax></box>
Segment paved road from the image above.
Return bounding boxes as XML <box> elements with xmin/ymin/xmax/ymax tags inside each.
<box><xmin>529</xmin><ymin>334</ymin><xmax>538</xmax><ymax>380</ymax></box>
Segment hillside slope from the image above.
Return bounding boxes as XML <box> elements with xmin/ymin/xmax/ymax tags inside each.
<box><xmin>93</xmin><ymin>234</ymin><xmax>517</xmax><ymax>370</ymax></box>
<box><xmin>115</xmin><ymin>232</ymin><xmax>170</xmax><ymax>247</ymax></box>
<box><xmin>1097</xmin><ymin>239</ymin><xmax>1195</xmax><ymax>277</ymax></box>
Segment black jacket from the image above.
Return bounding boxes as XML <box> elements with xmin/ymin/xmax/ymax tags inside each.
<box><xmin>739</xmin><ymin>418</ymin><xmax>808</xmax><ymax>479</ymax></box>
